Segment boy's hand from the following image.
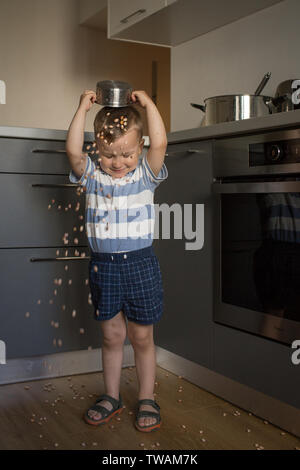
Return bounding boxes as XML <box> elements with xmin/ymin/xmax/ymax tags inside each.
<box><xmin>79</xmin><ymin>90</ymin><xmax>97</xmax><ymax>112</ymax></box>
<box><xmin>131</xmin><ymin>90</ymin><xmax>154</xmax><ymax>108</ymax></box>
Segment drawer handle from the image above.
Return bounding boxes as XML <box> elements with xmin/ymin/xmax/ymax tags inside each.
<box><xmin>165</xmin><ymin>148</ymin><xmax>206</xmax><ymax>156</ymax></box>
<box><xmin>32</xmin><ymin>184</ymin><xmax>78</xmax><ymax>188</ymax></box>
<box><xmin>32</xmin><ymin>149</ymin><xmax>67</xmax><ymax>154</ymax></box>
<box><xmin>120</xmin><ymin>8</ymin><xmax>146</xmax><ymax>24</ymax></box>
<box><xmin>30</xmin><ymin>256</ymin><xmax>90</xmax><ymax>262</ymax></box>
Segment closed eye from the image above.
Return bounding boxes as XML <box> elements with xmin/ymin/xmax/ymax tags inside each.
<box><xmin>102</xmin><ymin>154</ymin><xmax>133</xmax><ymax>159</ymax></box>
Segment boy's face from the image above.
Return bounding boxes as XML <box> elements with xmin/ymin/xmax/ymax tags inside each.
<box><xmin>97</xmin><ymin>128</ymin><xmax>144</xmax><ymax>179</ymax></box>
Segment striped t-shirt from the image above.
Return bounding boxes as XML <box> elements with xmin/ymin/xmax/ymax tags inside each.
<box><xmin>69</xmin><ymin>152</ymin><xmax>168</xmax><ymax>253</ymax></box>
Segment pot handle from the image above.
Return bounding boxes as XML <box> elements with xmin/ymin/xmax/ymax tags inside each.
<box><xmin>190</xmin><ymin>102</ymin><xmax>205</xmax><ymax>112</ymax></box>
<box><xmin>254</xmin><ymin>72</ymin><xmax>271</xmax><ymax>95</ymax></box>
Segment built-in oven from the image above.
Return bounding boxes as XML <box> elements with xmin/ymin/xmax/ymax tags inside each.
<box><xmin>213</xmin><ymin>127</ymin><xmax>300</xmax><ymax>345</ymax></box>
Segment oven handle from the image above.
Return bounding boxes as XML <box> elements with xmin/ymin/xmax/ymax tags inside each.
<box><xmin>212</xmin><ymin>180</ymin><xmax>300</xmax><ymax>194</ymax></box>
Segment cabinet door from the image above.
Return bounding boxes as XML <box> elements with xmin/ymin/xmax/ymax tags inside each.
<box><xmin>0</xmin><ymin>247</ymin><xmax>100</xmax><ymax>359</ymax></box>
<box><xmin>108</xmin><ymin>0</ymin><xmax>165</xmax><ymax>37</ymax></box>
<box><xmin>0</xmin><ymin>174</ymin><xmax>87</xmax><ymax>248</ymax></box>
<box><xmin>153</xmin><ymin>140</ymin><xmax>213</xmax><ymax>368</ymax></box>
<box><xmin>0</xmin><ymin>137</ymin><xmax>94</xmax><ymax>174</ymax></box>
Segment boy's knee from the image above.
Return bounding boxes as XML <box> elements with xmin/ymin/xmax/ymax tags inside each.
<box><xmin>102</xmin><ymin>331</ymin><xmax>126</xmax><ymax>346</ymax></box>
<box><xmin>101</xmin><ymin>325</ymin><xmax>127</xmax><ymax>346</ymax></box>
<box><xmin>128</xmin><ymin>327</ymin><xmax>153</xmax><ymax>347</ymax></box>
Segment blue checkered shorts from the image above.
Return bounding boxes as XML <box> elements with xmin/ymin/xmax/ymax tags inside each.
<box><xmin>88</xmin><ymin>246</ymin><xmax>164</xmax><ymax>325</ymax></box>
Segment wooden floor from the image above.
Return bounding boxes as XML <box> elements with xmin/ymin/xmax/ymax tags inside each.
<box><xmin>0</xmin><ymin>365</ymin><xmax>299</xmax><ymax>450</ymax></box>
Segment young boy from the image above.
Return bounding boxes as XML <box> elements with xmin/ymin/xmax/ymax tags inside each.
<box><xmin>66</xmin><ymin>89</ymin><xmax>168</xmax><ymax>432</ymax></box>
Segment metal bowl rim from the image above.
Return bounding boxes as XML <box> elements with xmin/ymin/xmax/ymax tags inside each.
<box><xmin>203</xmin><ymin>94</ymin><xmax>274</xmax><ymax>101</ymax></box>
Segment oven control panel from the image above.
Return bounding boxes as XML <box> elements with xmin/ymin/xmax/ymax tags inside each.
<box><xmin>250</xmin><ymin>138</ymin><xmax>300</xmax><ymax>166</ymax></box>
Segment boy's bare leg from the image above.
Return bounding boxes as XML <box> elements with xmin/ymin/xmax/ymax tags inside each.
<box><xmin>88</xmin><ymin>311</ymin><xmax>127</xmax><ymax>420</ymax></box>
<box><xmin>127</xmin><ymin>322</ymin><xmax>158</xmax><ymax>427</ymax></box>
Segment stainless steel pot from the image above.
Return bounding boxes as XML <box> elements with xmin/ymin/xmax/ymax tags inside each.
<box><xmin>191</xmin><ymin>72</ymin><xmax>277</xmax><ymax>126</ymax></box>
<box><xmin>96</xmin><ymin>80</ymin><xmax>133</xmax><ymax>107</ymax></box>
<box><xmin>191</xmin><ymin>94</ymin><xmax>276</xmax><ymax>126</ymax></box>
<box><xmin>274</xmin><ymin>79</ymin><xmax>300</xmax><ymax>112</ymax></box>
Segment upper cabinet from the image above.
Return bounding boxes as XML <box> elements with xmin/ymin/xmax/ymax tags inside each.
<box><xmin>108</xmin><ymin>0</ymin><xmax>166</xmax><ymax>37</ymax></box>
<box><xmin>82</xmin><ymin>0</ymin><xmax>283</xmax><ymax>47</ymax></box>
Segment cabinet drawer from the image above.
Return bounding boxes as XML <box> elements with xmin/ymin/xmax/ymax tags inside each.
<box><xmin>0</xmin><ymin>247</ymin><xmax>100</xmax><ymax>359</ymax></box>
<box><xmin>0</xmin><ymin>174</ymin><xmax>87</xmax><ymax>248</ymax></box>
<box><xmin>164</xmin><ymin>140</ymin><xmax>213</xmax><ymax>199</ymax></box>
<box><xmin>108</xmin><ymin>0</ymin><xmax>164</xmax><ymax>36</ymax></box>
<box><xmin>0</xmin><ymin>137</ymin><xmax>91</xmax><ymax>174</ymax></box>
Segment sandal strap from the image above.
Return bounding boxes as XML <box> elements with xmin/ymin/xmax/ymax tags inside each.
<box><xmin>137</xmin><ymin>410</ymin><xmax>160</xmax><ymax>419</ymax></box>
<box><xmin>137</xmin><ymin>399</ymin><xmax>160</xmax><ymax>411</ymax></box>
<box><xmin>95</xmin><ymin>393</ymin><xmax>122</xmax><ymax>410</ymax></box>
<box><xmin>89</xmin><ymin>404</ymin><xmax>111</xmax><ymax>417</ymax></box>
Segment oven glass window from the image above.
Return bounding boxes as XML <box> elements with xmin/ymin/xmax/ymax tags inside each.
<box><xmin>222</xmin><ymin>193</ymin><xmax>300</xmax><ymax>322</ymax></box>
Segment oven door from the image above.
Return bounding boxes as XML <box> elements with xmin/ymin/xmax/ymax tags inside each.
<box><xmin>213</xmin><ymin>179</ymin><xmax>300</xmax><ymax>345</ymax></box>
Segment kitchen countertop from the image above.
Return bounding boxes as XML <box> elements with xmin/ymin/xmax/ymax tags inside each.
<box><xmin>0</xmin><ymin>126</ymin><xmax>150</xmax><ymax>146</ymax></box>
<box><xmin>166</xmin><ymin>109</ymin><xmax>300</xmax><ymax>144</ymax></box>
<box><xmin>0</xmin><ymin>126</ymin><xmax>86</xmax><ymax>141</ymax></box>
<box><xmin>1</xmin><ymin>109</ymin><xmax>300</xmax><ymax>144</ymax></box>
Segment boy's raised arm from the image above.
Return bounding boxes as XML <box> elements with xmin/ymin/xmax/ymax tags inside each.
<box><xmin>131</xmin><ymin>91</ymin><xmax>167</xmax><ymax>178</ymax></box>
<box><xmin>66</xmin><ymin>90</ymin><xmax>96</xmax><ymax>179</ymax></box>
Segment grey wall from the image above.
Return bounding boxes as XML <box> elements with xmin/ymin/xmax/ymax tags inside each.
<box><xmin>170</xmin><ymin>0</ymin><xmax>300</xmax><ymax>132</ymax></box>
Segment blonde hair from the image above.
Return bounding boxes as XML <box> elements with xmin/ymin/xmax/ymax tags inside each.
<box><xmin>94</xmin><ymin>106</ymin><xmax>143</xmax><ymax>145</ymax></box>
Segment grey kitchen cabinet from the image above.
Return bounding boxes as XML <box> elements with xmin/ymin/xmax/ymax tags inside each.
<box><xmin>0</xmin><ymin>173</ymin><xmax>86</xmax><ymax>248</ymax></box>
<box><xmin>153</xmin><ymin>140</ymin><xmax>213</xmax><ymax>368</ymax></box>
<box><xmin>0</xmin><ymin>137</ymin><xmax>71</xmax><ymax>174</ymax></box>
<box><xmin>0</xmin><ymin>247</ymin><xmax>99</xmax><ymax>359</ymax></box>
<box><xmin>108</xmin><ymin>0</ymin><xmax>165</xmax><ymax>37</ymax></box>
<box><xmin>107</xmin><ymin>0</ymin><xmax>282</xmax><ymax>47</ymax></box>
<box><xmin>0</xmin><ymin>131</ymin><xmax>123</xmax><ymax>361</ymax></box>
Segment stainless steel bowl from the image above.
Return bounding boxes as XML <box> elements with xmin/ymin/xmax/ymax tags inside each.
<box><xmin>96</xmin><ymin>80</ymin><xmax>133</xmax><ymax>107</ymax></box>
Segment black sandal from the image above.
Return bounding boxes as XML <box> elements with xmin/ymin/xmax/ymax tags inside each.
<box><xmin>135</xmin><ymin>398</ymin><xmax>161</xmax><ymax>432</ymax></box>
<box><xmin>84</xmin><ymin>393</ymin><xmax>123</xmax><ymax>426</ymax></box>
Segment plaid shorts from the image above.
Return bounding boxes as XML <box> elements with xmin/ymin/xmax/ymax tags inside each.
<box><xmin>88</xmin><ymin>246</ymin><xmax>164</xmax><ymax>325</ymax></box>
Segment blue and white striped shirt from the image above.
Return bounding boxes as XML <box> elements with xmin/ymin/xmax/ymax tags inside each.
<box><xmin>69</xmin><ymin>153</ymin><xmax>168</xmax><ymax>253</ymax></box>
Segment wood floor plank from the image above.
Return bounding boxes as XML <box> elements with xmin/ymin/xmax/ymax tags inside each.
<box><xmin>0</xmin><ymin>365</ymin><xmax>299</xmax><ymax>450</ymax></box>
